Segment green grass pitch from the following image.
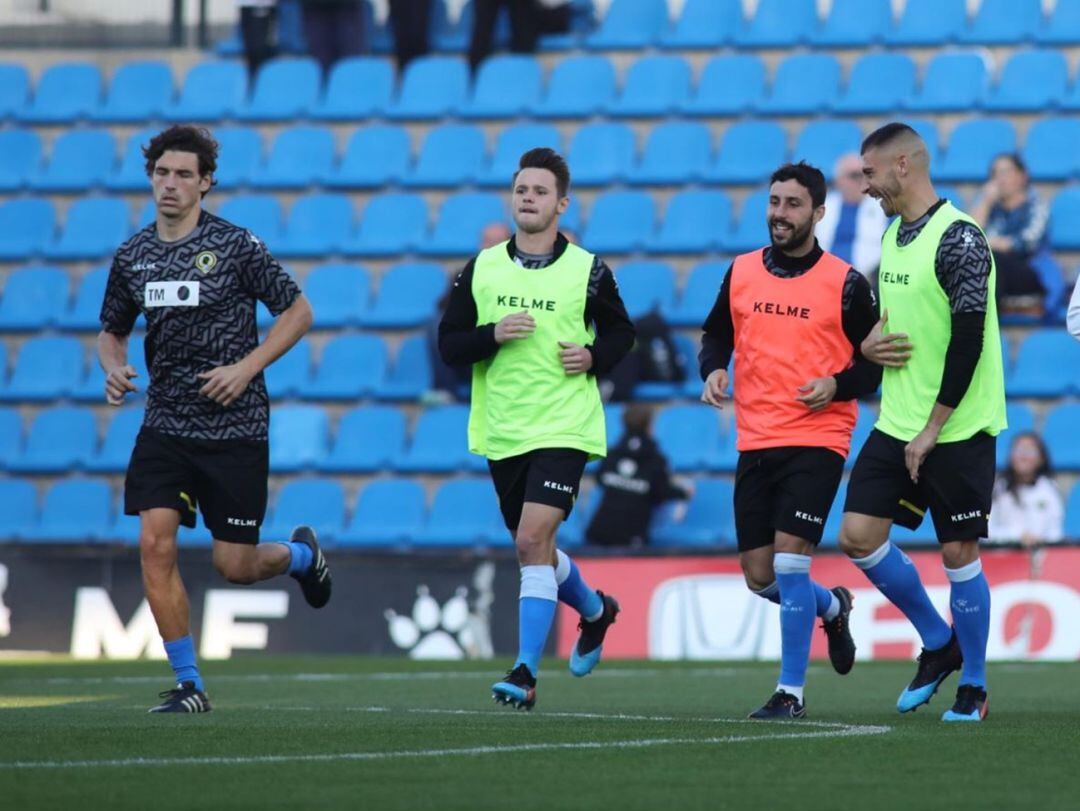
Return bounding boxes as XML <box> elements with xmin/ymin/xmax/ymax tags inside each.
<box><xmin>1</xmin><ymin>656</ymin><xmax>1077</xmax><ymax>810</ymax></box>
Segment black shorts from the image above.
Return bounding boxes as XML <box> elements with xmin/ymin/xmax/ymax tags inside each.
<box><xmin>124</xmin><ymin>427</ymin><xmax>269</xmax><ymax>544</ymax></box>
<box><xmin>734</xmin><ymin>446</ymin><xmax>845</xmax><ymax>552</ymax></box>
<box><xmin>488</xmin><ymin>448</ymin><xmax>588</xmax><ymax>532</ymax></box>
<box><xmin>844</xmin><ymin>429</ymin><xmax>996</xmax><ymax>543</ymax></box>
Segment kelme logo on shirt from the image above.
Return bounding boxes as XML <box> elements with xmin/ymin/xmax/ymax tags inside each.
<box><xmin>752</xmin><ymin>300</ymin><xmax>810</xmax><ymax>319</ymax></box>
<box><xmin>194</xmin><ymin>251</ymin><xmax>217</xmax><ymax>274</ymax></box>
<box><xmin>496</xmin><ymin>294</ymin><xmax>556</xmax><ymax>312</ymax></box>
<box><xmin>880</xmin><ymin>270</ymin><xmax>910</xmax><ymax>285</ymax></box>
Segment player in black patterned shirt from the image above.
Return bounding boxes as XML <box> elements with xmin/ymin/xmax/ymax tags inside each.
<box><xmin>97</xmin><ymin>125</ymin><xmax>332</xmax><ymax>713</ymax></box>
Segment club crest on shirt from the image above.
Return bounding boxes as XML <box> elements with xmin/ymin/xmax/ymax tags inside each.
<box><xmin>194</xmin><ymin>251</ymin><xmax>217</xmax><ymax>274</ymax></box>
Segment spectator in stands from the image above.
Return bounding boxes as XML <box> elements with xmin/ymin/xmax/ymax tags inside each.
<box><xmin>585</xmin><ymin>404</ymin><xmax>692</xmax><ymax>547</ymax></box>
<box><xmin>1068</xmin><ymin>274</ymin><xmax>1080</xmax><ymax>341</ymax></box>
<box><xmin>389</xmin><ymin>0</ymin><xmax>432</xmax><ymax>71</ymax></box>
<box><xmin>817</xmin><ymin>154</ymin><xmax>888</xmax><ymax>281</ymax></box>
<box><xmin>469</xmin><ymin>0</ymin><xmax>541</xmax><ymax>71</ymax></box>
<box><xmin>971</xmin><ymin>154</ymin><xmax>1052</xmax><ymax>312</ymax></box>
<box><xmin>480</xmin><ymin>221</ymin><xmax>511</xmax><ymax>249</ymax></box>
<box><xmin>989</xmin><ymin>432</ymin><xmax>1064</xmax><ymax>546</ymax></box>
<box><xmin>299</xmin><ymin>0</ymin><xmax>365</xmax><ymax>72</ymax></box>
<box><xmin>602</xmin><ymin>306</ymin><xmax>686</xmax><ymax>402</ymax></box>
<box><xmin>238</xmin><ymin>0</ymin><xmax>279</xmax><ymax>78</ymax></box>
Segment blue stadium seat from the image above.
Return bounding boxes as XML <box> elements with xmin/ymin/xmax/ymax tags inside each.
<box><xmin>958</xmin><ymin>0</ymin><xmax>1041</xmax><ymax>45</ymax></box>
<box><xmin>461</xmin><ymin>55</ymin><xmax>542</xmax><ymax>118</ymax></box>
<box><xmin>887</xmin><ymin>0</ymin><xmax>965</xmax><ymax>45</ymax></box>
<box><xmin>72</xmin><ymin>334</ymin><xmax>146</xmax><ymax>402</ymax></box>
<box><xmin>31</xmin><ymin>129</ymin><xmax>115</xmax><ymax>192</ymax></box>
<box><xmin>1008</xmin><ymin>329</ymin><xmax>1080</xmax><ymax>396</ymax></box>
<box><xmin>615</xmin><ymin>261</ymin><xmax>676</xmax><ymax>319</ymax></box>
<box><xmin>311</xmin><ymin>57</ymin><xmax>395</xmax><ymax>119</ymax></box>
<box><xmin>7</xmin><ymin>406</ymin><xmax>97</xmax><ymax>473</ymax></box>
<box><xmin>107</xmin><ymin>127</ymin><xmax>159</xmax><ymax>192</ymax></box>
<box><xmin>1023</xmin><ymin>118</ymin><xmax>1080</xmax><ymax>181</ymax></box>
<box><xmin>304</xmin><ymin>263</ymin><xmax>369</xmax><ymax>328</ymax></box>
<box><xmin>19</xmin><ymin>62</ymin><xmax>101</xmax><ymax>123</ymax></box>
<box><xmin>531</xmin><ymin>55</ymin><xmax>615</xmax><ymax>118</ymax></box>
<box><xmin>706</xmin><ymin>120</ymin><xmax>787</xmax><ymax>185</ymax></box>
<box><xmin>723</xmin><ymin>188</ymin><xmax>770</xmax><ymax>254</ymax></box>
<box><xmin>567</xmin><ymin>123</ymin><xmax>636</xmax><ymax>186</ymax></box>
<box><xmin>0</xmin><ymin>265</ymin><xmax>69</xmax><ymax>331</ymax></box>
<box><xmin>217</xmin><ymin>194</ymin><xmax>284</xmax><ymax>246</ymax></box>
<box><xmin>237</xmin><ymin>57</ymin><xmax>321</xmax><ymax>120</ymax></box>
<box><xmin>21</xmin><ymin>479</ymin><xmax>112</xmax><ymax>543</ymax></box>
<box><xmin>405</xmin><ymin>124</ymin><xmax>486</xmax><ymax>188</ymax></box>
<box><xmin>0</xmin><ymin>63</ymin><xmax>30</xmax><ymax>119</ymax></box>
<box><xmin>654</xmin><ymin>404</ymin><xmax>721</xmax><ymax>471</ymax></box>
<box><xmin>360</xmin><ymin>262</ymin><xmax>447</xmax><ymax>328</ymax></box>
<box><xmin>0</xmin><ymin>198</ymin><xmax>56</xmax><ymax>261</ymax></box>
<box><xmin>659</xmin><ymin>0</ymin><xmax>739</xmax><ymax>48</ymax></box>
<box><xmin>1067</xmin><ymin>483</ymin><xmax>1080</xmax><ymax>539</ymax></box>
<box><xmin>276</xmin><ymin>193</ymin><xmax>354</xmax><ymax>257</ymax></box>
<box><xmin>478</xmin><ymin>123</ymin><xmax>562</xmax><ymax>187</ymax></box>
<box><xmin>994</xmin><ymin>402</ymin><xmax>1036</xmax><ymax>468</ymax></box>
<box><xmin>387</xmin><ymin>56</ymin><xmax>468</xmax><ymax>119</ymax></box>
<box><xmin>581</xmin><ymin>191</ymin><xmax>655</xmax><ymax>254</ymax></box>
<box><xmin>211</xmin><ymin>127</ymin><xmax>263</xmax><ymax>190</ymax></box>
<box><xmin>308</xmin><ymin>334</ymin><xmax>388</xmax><ymax>400</ymax></box>
<box><xmin>652</xmin><ymin>479</ymin><xmax>735</xmax><ymax>547</ymax></box>
<box><xmin>0</xmin><ymin>128</ymin><xmax>42</xmax><ymax>191</ymax></box>
<box><xmin>792</xmin><ymin>120</ymin><xmax>863</xmax><ymax>173</ymax></box>
<box><xmin>262</xmin><ymin>479</ymin><xmax>346</xmax><ymax>544</ymax></box>
<box><xmin>167</xmin><ymin>60</ymin><xmax>247</xmax><ymax>121</ymax></box>
<box><xmin>908</xmin><ymin>52</ymin><xmax>989</xmax><ymax>112</ymax></box>
<box><xmin>268</xmin><ymin>405</ymin><xmax>329</xmax><ymax>472</ymax></box>
<box><xmin>338</xmin><ymin>478</ymin><xmax>426</xmax><ymax>546</ymax></box>
<box><xmin>0</xmin><ymin>479</ymin><xmax>36</xmax><ymax>541</ymax></box>
<box><xmin>252</xmin><ymin>126</ymin><xmax>335</xmax><ymax>189</ymax></box>
<box><xmin>648</xmin><ymin>191</ymin><xmax>730</xmax><ymax>254</ymax></box>
<box><xmin>413</xmin><ymin>478</ymin><xmax>503</xmax><ymax>546</ymax></box>
<box><xmin>1044</xmin><ymin>404</ymin><xmax>1080</xmax><ymax>470</ymax></box>
<box><xmin>630</xmin><ymin>121</ymin><xmax>710</xmax><ymax>186</ymax></box>
<box><xmin>1037</xmin><ymin>0</ymin><xmax>1080</xmax><ymax>43</ymax></box>
<box><xmin>263</xmin><ymin>338</ymin><xmax>312</xmax><ymax>399</ymax></box>
<box><xmin>1050</xmin><ymin>188</ymin><xmax>1080</xmax><ymax>249</ymax></box>
<box><xmin>343</xmin><ymin>193</ymin><xmax>429</xmax><ymax>256</ymax></box>
<box><xmin>328</xmin><ymin>125</ymin><xmax>411</xmax><ymax>189</ymax></box>
<box><xmin>86</xmin><ymin>407</ymin><xmax>144</xmax><ymax>473</ymax></box>
<box><xmin>735</xmin><ymin>0</ymin><xmax>817</xmax><ymax>48</ymax></box>
<box><xmin>397</xmin><ymin>405</ymin><xmax>485</xmax><ymax>473</ymax></box>
<box><xmin>0</xmin><ymin>406</ymin><xmax>21</xmax><ymax>467</ymax></box>
<box><xmin>936</xmin><ymin>119</ymin><xmax>1016</xmax><ymax>183</ymax></box>
<box><xmin>45</xmin><ymin>197</ymin><xmax>131</xmax><ymax>260</ymax></box>
<box><xmin>94</xmin><ymin>61</ymin><xmax>173</xmax><ymax>122</ymax></box>
<box><xmin>421</xmin><ymin>193</ymin><xmax>505</xmax><ymax>256</ymax></box>
<box><xmin>682</xmin><ymin>55</ymin><xmax>765</xmax><ymax>117</ymax></box>
<box><xmin>986</xmin><ymin>50</ymin><xmax>1068</xmax><ymax>112</ymax></box>
<box><xmin>377</xmin><ymin>335</ymin><xmax>432</xmax><ymax>401</ymax></box>
<box><xmin>758</xmin><ymin>54</ymin><xmax>841</xmax><ymax>116</ymax></box>
<box><xmin>811</xmin><ymin>0</ymin><xmax>891</xmax><ymax>46</ymax></box>
<box><xmin>586</xmin><ymin>0</ymin><xmax>667</xmax><ymax>50</ymax></box>
<box><xmin>608</xmin><ymin>55</ymin><xmax>691</xmax><ymax>118</ymax></box>
<box><xmin>668</xmin><ymin>261</ymin><xmax>728</xmax><ymax>326</ymax></box>
<box><xmin>0</xmin><ymin>336</ymin><xmax>82</xmax><ymax>401</ymax></box>
<box><xmin>832</xmin><ymin>53</ymin><xmax>917</xmax><ymax>115</ymax></box>
<box><xmin>319</xmin><ymin>406</ymin><xmax>407</xmax><ymax>473</ymax></box>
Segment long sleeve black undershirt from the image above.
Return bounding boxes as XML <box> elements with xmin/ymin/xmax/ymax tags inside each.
<box><xmin>698</xmin><ymin>242</ymin><xmax>882</xmax><ymax>400</ymax></box>
<box><xmin>437</xmin><ymin>233</ymin><xmax>635</xmax><ymax>376</ymax></box>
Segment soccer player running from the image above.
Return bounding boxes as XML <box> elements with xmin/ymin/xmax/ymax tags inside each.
<box><xmin>841</xmin><ymin>123</ymin><xmax>1006</xmax><ymax>722</ymax></box>
<box><xmin>700</xmin><ymin>162</ymin><xmax>881</xmax><ymax>719</ymax></box>
<box><xmin>98</xmin><ymin>126</ymin><xmax>332</xmax><ymax>713</ymax></box>
<box><xmin>439</xmin><ymin>148</ymin><xmax>635</xmax><ymax>709</ymax></box>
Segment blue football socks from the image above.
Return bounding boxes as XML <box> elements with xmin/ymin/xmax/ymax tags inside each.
<box><xmin>753</xmin><ymin>577</ymin><xmax>839</xmax><ymax>621</ymax></box>
<box><xmin>285</xmin><ymin>541</ymin><xmax>313</xmax><ymax>576</ymax></box>
<box><xmin>163</xmin><ymin>635</ymin><xmax>203</xmax><ymax>691</ymax></box>
<box><xmin>514</xmin><ymin>565</ymin><xmax>558</xmax><ymax>677</ymax></box>
<box><xmin>554</xmin><ymin>550</ymin><xmax>603</xmax><ymax>621</ymax></box>
<box><xmin>852</xmin><ymin>541</ymin><xmax>952</xmax><ymax>651</ymax></box>
<box><xmin>947</xmin><ymin>558</ymin><xmax>990</xmax><ymax>688</ymax></box>
<box><xmin>774</xmin><ymin>553</ymin><xmax>816</xmax><ymax>696</ymax></box>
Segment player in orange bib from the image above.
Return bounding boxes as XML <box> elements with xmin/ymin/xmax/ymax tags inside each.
<box><xmin>699</xmin><ymin>162</ymin><xmax>882</xmax><ymax>719</ymax></box>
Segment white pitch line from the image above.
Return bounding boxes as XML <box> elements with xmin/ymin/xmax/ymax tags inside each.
<box><xmin>0</xmin><ymin>725</ymin><xmax>891</xmax><ymax>771</ymax></box>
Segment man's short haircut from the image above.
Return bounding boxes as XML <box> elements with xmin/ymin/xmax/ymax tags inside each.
<box><xmin>769</xmin><ymin>161</ymin><xmax>827</xmax><ymax>208</ymax></box>
<box><xmin>144</xmin><ymin>125</ymin><xmax>219</xmax><ymax>196</ymax></box>
<box><xmin>861</xmin><ymin>122</ymin><xmax>919</xmax><ymax>155</ymax></box>
<box><xmin>514</xmin><ymin>147</ymin><xmax>570</xmax><ymax>198</ymax></box>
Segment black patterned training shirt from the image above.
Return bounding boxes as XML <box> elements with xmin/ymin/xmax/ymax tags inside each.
<box><xmin>99</xmin><ymin>210</ymin><xmax>301</xmax><ymax>441</ymax></box>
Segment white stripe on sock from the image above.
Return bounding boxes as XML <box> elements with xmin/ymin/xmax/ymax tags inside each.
<box><xmin>944</xmin><ymin>558</ymin><xmax>983</xmax><ymax>583</ymax></box>
<box><xmin>519</xmin><ymin>565</ymin><xmax>558</xmax><ymax>601</ymax></box>
<box><xmin>777</xmin><ymin>684</ymin><xmax>805</xmax><ymax>703</ymax></box>
<box><xmin>554</xmin><ymin>550</ymin><xmax>571</xmax><ymax>585</ymax></box>
<box><xmin>773</xmin><ymin>553</ymin><xmax>812</xmax><ymax>575</ymax></box>
<box><xmin>851</xmin><ymin>540</ymin><xmax>892</xmax><ymax>570</ymax></box>
<box><xmin>753</xmin><ymin>581</ymin><xmax>780</xmax><ymax>600</ymax></box>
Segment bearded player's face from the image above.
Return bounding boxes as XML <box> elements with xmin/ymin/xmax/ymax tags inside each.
<box><xmin>767</xmin><ymin>179</ymin><xmax>819</xmax><ymax>253</ymax></box>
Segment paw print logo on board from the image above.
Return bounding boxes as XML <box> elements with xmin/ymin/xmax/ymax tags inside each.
<box><xmin>385</xmin><ymin>585</ymin><xmax>473</xmax><ymax>659</ymax></box>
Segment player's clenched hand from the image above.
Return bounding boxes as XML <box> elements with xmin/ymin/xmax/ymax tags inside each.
<box><xmin>197</xmin><ymin>362</ymin><xmax>256</xmax><ymax>407</ymax></box>
<box><xmin>700</xmin><ymin>369</ymin><xmax>729</xmax><ymax>408</ymax></box>
<box><xmin>861</xmin><ymin>309</ymin><xmax>912</xmax><ymax>368</ymax></box>
<box><xmin>558</xmin><ymin>341</ymin><xmax>592</xmax><ymax>375</ymax></box>
<box><xmin>494</xmin><ymin>311</ymin><xmax>536</xmax><ymax>344</ymax></box>
<box><xmin>104</xmin><ymin>365</ymin><xmax>138</xmax><ymax>406</ymax></box>
<box><xmin>796</xmin><ymin>376</ymin><xmax>838</xmax><ymax>411</ymax></box>
<box><xmin>904</xmin><ymin>425</ymin><xmax>939</xmax><ymax>484</ymax></box>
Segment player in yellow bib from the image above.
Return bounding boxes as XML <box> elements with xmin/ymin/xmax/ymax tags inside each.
<box><xmin>840</xmin><ymin>124</ymin><xmax>1006</xmax><ymax>723</ymax></box>
<box><xmin>439</xmin><ymin>148</ymin><xmax>634</xmax><ymax>709</ymax></box>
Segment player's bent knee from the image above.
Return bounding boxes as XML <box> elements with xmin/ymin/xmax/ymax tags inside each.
<box><xmin>138</xmin><ymin>533</ymin><xmax>178</xmax><ymax>570</ymax></box>
<box><xmin>213</xmin><ymin>558</ymin><xmax>258</xmax><ymax>585</ymax></box>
